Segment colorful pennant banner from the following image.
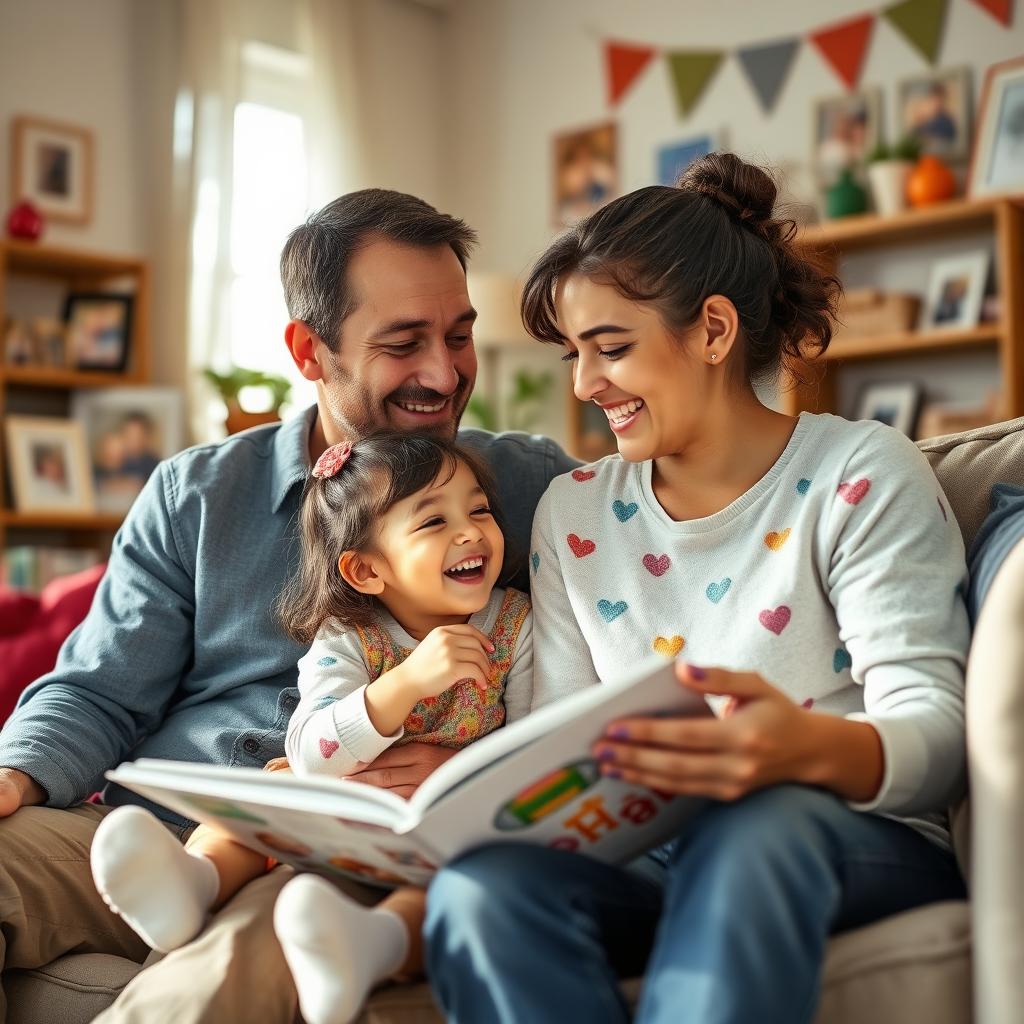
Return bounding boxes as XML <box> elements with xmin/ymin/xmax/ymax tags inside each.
<box><xmin>602</xmin><ymin>0</ymin><xmax>1014</xmax><ymax>118</ymax></box>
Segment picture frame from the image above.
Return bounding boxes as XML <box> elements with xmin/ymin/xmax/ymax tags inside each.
<box><xmin>968</xmin><ymin>56</ymin><xmax>1024</xmax><ymax>197</ymax></box>
<box><xmin>656</xmin><ymin>134</ymin><xmax>717</xmax><ymax>186</ymax></box>
<box><xmin>920</xmin><ymin>251</ymin><xmax>990</xmax><ymax>331</ymax></box>
<box><xmin>4</xmin><ymin>415</ymin><xmax>96</xmax><ymax>514</ymax></box>
<box><xmin>552</xmin><ymin>121</ymin><xmax>618</xmax><ymax>228</ymax></box>
<box><xmin>11</xmin><ymin>116</ymin><xmax>94</xmax><ymax>225</ymax></box>
<box><xmin>71</xmin><ymin>388</ymin><xmax>185</xmax><ymax>514</ymax></box>
<box><xmin>811</xmin><ymin>88</ymin><xmax>882</xmax><ymax>184</ymax></box>
<box><xmin>63</xmin><ymin>293</ymin><xmax>134</xmax><ymax>372</ymax></box>
<box><xmin>897</xmin><ymin>66</ymin><xmax>972</xmax><ymax>163</ymax></box>
<box><xmin>852</xmin><ymin>381</ymin><xmax>923</xmax><ymax>437</ymax></box>
<box><xmin>30</xmin><ymin>317</ymin><xmax>68</xmax><ymax>369</ymax></box>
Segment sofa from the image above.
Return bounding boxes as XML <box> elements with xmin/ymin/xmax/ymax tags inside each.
<box><xmin>6</xmin><ymin>416</ymin><xmax>1024</xmax><ymax>1024</ymax></box>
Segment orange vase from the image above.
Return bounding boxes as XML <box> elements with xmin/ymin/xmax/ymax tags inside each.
<box><xmin>906</xmin><ymin>156</ymin><xmax>956</xmax><ymax>207</ymax></box>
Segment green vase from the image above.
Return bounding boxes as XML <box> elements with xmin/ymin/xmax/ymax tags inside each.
<box><xmin>825</xmin><ymin>169</ymin><xmax>867</xmax><ymax>219</ymax></box>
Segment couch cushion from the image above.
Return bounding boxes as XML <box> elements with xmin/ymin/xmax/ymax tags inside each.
<box><xmin>5</xmin><ymin>953</ymin><xmax>144</xmax><ymax>1024</ymax></box>
<box><xmin>918</xmin><ymin>416</ymin><xmax>1024</xmax><ymax>549</ymax></box>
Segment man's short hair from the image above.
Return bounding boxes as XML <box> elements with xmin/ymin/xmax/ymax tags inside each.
<box><xmin>280</xmin><ymin>189</ymin><xmax>477</xmax><ymax>352</ymax></box>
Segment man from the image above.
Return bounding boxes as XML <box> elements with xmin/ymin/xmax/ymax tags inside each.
<box><xmin>0</xmin><ymin>189</ymin><xmax>576</xmax><ymax>1022</ymax></box>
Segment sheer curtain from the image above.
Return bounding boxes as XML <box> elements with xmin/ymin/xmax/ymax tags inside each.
<box><xmin>166</xmin><ymin>0</ymin><xmax>370</xmax><ymax>441</ymax></box>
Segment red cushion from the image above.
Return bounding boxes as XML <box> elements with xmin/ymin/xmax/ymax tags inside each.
<box><xmin>0</xmin><ymin>563</ymin><xmax>106</xmax><ymax>726</ymax></box>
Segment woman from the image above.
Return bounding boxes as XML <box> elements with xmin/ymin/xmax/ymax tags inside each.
<box><xmin>423</xmin><ymin>153</ymin><xmax>969</xmax><ymax>1024</ymax></box>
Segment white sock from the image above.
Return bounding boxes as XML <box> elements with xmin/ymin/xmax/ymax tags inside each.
<box><xmin>91</xmin><ymin>804</ymin><xmax>220</xmax><ymax>952</ymax></box>
<box><xmin>274</xmin><ymin>873</ymin><xmax>409</xmax><ymax>1024</ymax></box>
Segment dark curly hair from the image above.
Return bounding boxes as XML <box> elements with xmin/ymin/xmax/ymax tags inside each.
<box><xmin>521</xmin><ymin>152</ymin><xmax>840</xmax><ymax>385</ymax></box>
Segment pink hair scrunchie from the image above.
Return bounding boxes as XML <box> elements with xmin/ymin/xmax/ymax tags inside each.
<box><xmin>311</xmin><ymin>441</ymin><xmax>352</xmax><ymax>479</ymax></box>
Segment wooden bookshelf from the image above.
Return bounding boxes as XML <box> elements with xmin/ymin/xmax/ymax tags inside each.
<box><xmin>1</xmin><ymin>240</ymin><xmax>151</xmax><ymax>559</ymax></box>
<box><xmin>784</xmin><ymin>195</ymin><xmax>1024</xmax><ymax>421</ymax></box>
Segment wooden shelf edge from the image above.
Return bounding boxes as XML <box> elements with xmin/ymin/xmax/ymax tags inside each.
<box><xmin>820</xmin><ymin>324</ymin><xmax>1002</xmax><ymax>361</ymax></box>
<box><xmin>0</xmin><ymin>366</ymin><xmax>148</xmax><ymax>389</ymax></box>
<box><xmin>0</xmin><ymin>511</ymin><xmax>123</xmax><ymax>531</ymax></box>
<box><xmin>1</xmin><ymin>239</ymin><xmax>144</xmax><ymax>277</ymax></box>
<box><xmin>796</xmin><ymin>195</ymin><xmax>1023</xmax><ymax>250</ymax></box>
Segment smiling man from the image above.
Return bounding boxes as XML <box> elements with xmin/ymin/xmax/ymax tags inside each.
<box><xmin>0</xmin><ymin>189</ymin><xmax>576</xmax><ymax>1023</ymax></box>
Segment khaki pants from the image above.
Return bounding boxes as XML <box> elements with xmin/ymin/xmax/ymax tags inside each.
<box><xmin>0</xmin><ymin>801</ymin><xmax>300</xmax><ymax>1024</ymax></box>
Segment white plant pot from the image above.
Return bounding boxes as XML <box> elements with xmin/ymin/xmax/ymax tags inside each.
<box><xmin>868</xmin><ymin>160</ymin><xmax>912</xmax><ymax>217</ymax></box>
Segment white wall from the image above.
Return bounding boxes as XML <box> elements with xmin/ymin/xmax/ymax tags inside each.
<box><xmin>441</xmin><ymin>0</ymin><xmax>1024</xmax><ymax>443</ymax></box>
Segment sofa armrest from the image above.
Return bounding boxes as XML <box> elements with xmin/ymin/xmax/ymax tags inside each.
<box><xmin>965</xmin><ymin>534</ymin><xmax>1024</xmax><ymax>1024</ymax></box>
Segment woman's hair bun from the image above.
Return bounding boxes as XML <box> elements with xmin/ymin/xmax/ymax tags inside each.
<box><xmin>677</xmin><ymin>152</ymin><xmax>777</xmax><ymax>226</ymax></box>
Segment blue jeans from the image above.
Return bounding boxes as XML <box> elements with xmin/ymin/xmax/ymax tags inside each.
<box><xmin>424</xmin><ymin>785</ymin><xmax>966</xmax><ymax>1024</ymax></box>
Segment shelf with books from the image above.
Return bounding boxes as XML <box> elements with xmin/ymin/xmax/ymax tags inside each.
<box><xmin>1</xmin><ymin>241</ymin><xmax>150</xmax><ymax>559</ymax></box>
<box><xmin>785</xmin><ymin>196</ymin><xmax>1024</xmax><ymax>423</ymax></box>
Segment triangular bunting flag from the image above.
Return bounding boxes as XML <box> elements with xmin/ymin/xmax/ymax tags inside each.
<box><xmin>736</xmin><ymin>38</ymin><xmax>801</xmax><ymax>113</ymax></box>
<box><xmin>665</xmin><ymin>51</ymin><xmax>725</xmax><ymax>117</ymax></box>
<box><xmin>968</xmin><ymin>0</ymin><xmax>1013</xmax><ymax>25</ymax></box>
<box><xmin>606</xmin><ymin>42</ymin><xmax>657</xmax><ymax>106</ymax></box>
<box><xmin>810</xmin><ymin>14</ymin><xmax>875</xmax><ymax>90</ymax></box>
<box><xmin>884</xmin><ymin>0</ymin><xmax>949</xmax><ymax>64</ymax></box>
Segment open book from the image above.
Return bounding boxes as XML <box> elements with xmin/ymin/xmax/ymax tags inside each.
<box><xmin>107</xmin><ymin>658</ymin><xmax>712</xmax><ymax>888</ymax></box>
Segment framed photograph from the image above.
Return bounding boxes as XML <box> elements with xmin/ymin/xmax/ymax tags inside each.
<box><xmin>811</xmin><ymin>89</ymin><xmax>882</xmax><ymax>183</ymax></box>
<box><xmin>920</xmin><ymin>251</ymin><xmax>990</xmax><ymax>331</ymax></box>
<box><xmin>71</xmin><ymin>388</ymin><xmax>185</xmax><ymax>513</ymax></box>
<box><xmin>64</xmin><ymin>293</ymin><xmax>134</xmax><ymax>372</ymax></box>
<box><xmin>553</xmin><ymin>122</ymin><xmax>618</xmax><ymax>227</ymax></box>
<box><xmin>4</xmin><ymin>320</ymin><xmax>36</xmax><ymax>366</ymax></box>
<box><xmin>853</xmin><ymin>381</ymin><xmax>923</xmax><ymax>437</ymax></box>
<box><xmin>4</xmin><ymin>415</ymin><xmax>96</xmax><ymax>514</ymax></box>
<box><xmin>11</xmin><ymin>116</ymin><xmax>93</xmax><ymax>225</ymax></box>
<box><xmin>898</xmin><ymin>67</ymin><xmax>972</xmax><ymax>162</ymax></box>
<box><xmin>968</xmin><ymin>56</ymin><xmax>1024</xmax><ymax>197</ymax></box>
<box><xmin>656</xmin><ymin>134</ymin><xmax>716</xmax><ymax>186</ymax></box>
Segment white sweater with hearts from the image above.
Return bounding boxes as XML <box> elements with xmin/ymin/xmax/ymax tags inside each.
<box><xmin>530</xmin><ymin>412</ymin><xmax>969</xmax><ymax>847</ymax></box>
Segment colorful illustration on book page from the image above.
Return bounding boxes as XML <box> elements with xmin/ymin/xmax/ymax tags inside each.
<box><xmin>323</xmin><ymin>853</ymin><xmax>407</xmax><ymax>887</ymax></box>
<box><xmin>380</xmin><ymin>848</ymin><xmax>438</xmax><ymax>871</ymax></box>
<box><xmin>494</xmin><ymin>760</ymin><xmax>601</xmax><ymax>830</ymax></box>
<box><xmin>183</xmin><ymin>795</ymin><xmax>267</xmax><ymax>824</ymax></box>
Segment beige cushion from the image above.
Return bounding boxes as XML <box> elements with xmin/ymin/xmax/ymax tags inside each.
<box><xmin>917</xmin><ymin>416</ymin><xmax>1024</xmax><ymax>549</ymax></box>
<box><xmin>5</xmin><ymin>953</ymin><xmax>144</xmax><ymax>1024</ymax></box>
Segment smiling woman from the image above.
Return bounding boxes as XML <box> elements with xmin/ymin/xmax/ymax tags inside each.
<box><xmin>424</xmin><ymin>153</ymin><xmax>971</xmax><ymax>1024</ymax></box>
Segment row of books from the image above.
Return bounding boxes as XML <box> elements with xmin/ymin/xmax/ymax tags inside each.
<box><xmin>2</xmin><ymin>546</ymin><xmax>102</xmax><ymax>594</ymax></box>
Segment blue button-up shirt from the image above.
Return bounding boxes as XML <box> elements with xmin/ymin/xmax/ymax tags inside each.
<box><xmin>0</xmin><ymin>407</ymin><xmax>577</xmax><ymax>822</ymax></box>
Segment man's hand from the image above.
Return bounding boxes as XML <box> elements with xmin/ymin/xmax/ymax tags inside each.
<box><xmin>0</xmin><ymin>768</ymin><xmax>46</xmax><ymax>818</ymax></box>
<box><xmin>346</xmin><ymin>743</ymin><xmax>457</xmax><ymax>799</ymax></box>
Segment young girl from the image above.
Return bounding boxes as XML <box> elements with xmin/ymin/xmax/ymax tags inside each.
<box><xmin>91</xmin><ymin>431</ymin><xmax>533</xmax><ymax>1024</ymax></box>
<box><xmin>424</xmin><ymin>153</ymin><xmax>970</xmax><ymax>1024</ymax></box>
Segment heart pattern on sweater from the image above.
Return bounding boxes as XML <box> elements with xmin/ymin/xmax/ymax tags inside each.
<box><xmin>797</xmin><ymin>478</ymin><xmax>812</xmax><ymax>495</ymax></box>
<box><xmin>531</xmin><ymin>552</ymin><xmax>540</xmax><ymax>573</ymax></box>
<box><xmin>837</xmin><ymin>478</ymin><xmax>871</xmax><ymax>505</ymax></box>
<box><xmin>764</xmin><ymin>528</ymin><xmax>791</xmax><ymax>551</ymax></box>
<box><xmin>758</xmin><ymin>605</ymin><xmax>791</xmax><ymax>635</ymax></box>
<box><xmin>643</xmin><ymin>553</ymin><xmax>671</xmax><ymax>577</ymax></box>
<box><xmin>598</xmin><ymin>599</ymin><xmax>628</xmax><ymax>623</ymax></box>
<box><xmin>317</xmin><ymin>656</ymin><xmax>337</xmax><ymax>667</ymax></box>
<box><xmin>833</xmin><ymin>648</ymin><xmax>852</xmax><ymax>673</ymax></box>
<box><xmin>572</xmin><ymin>469</ymin><xmax>596</xmax><ymax>482</ymax></box>
<box><xmin>706</xmin><ymin>578</ymin><xmax>732</xmax><ymax>603</ymax></box>
<box><xmin>653</xmin><ymin>635</ymin><xmax>685</xmax><ymax>658</ymax></box>
<box><xmin>612</xmin><ymin>500</ymin><xmax>639</xmax><ymax>522</ymax></box>
<box><xmin>319</xmin><ymin>738</ymin><xmax>339</xmax><ymax>759</ymax></box>
<box><xmin>567</xmin><ymin>534</ymin><xmax>596</xmax><ymax>558</ymax></box>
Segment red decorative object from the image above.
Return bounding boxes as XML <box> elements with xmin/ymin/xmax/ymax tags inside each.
<box><xmin>606</xmin><ymin>42</ymin><xmax>657</xmax><ymax>106</ymax></box>
<box><xmin>810</xmin><ymin>14</ymin><xmax>875</xmax><ymax>90</ymax></box>
<box><xmin>969</xmin><ymin>0</ymin><xmax>1013</xmax><ymax>25</ymax></box>
<box><xmin>6</xmin><ymin>200</ymin><xmax>44</xmax><ymax>241</ymax></box>
<box><xmin>907</xmin><ymin>155</ymin><xmax>957</xmax><ymax>207</ymax></box>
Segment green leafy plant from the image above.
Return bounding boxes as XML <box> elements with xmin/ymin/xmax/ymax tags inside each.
<box><xmin>203</xmin><ymin>367</ymin><xmax>292</xmax><ymax>413</ymax></box>
<box><xmin>466</xmin><ymin>369</ymin><xmax>554</xmax><ymax>433</ymax></box>
<box><xmin>867</xmin><ymin>136</ymin><xmax>922</xmax><ymax>163</ymax></box>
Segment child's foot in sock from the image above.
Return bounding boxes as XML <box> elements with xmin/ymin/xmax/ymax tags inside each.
<box><xmin>274</xmin><ymin>873</ymin><xmax>408</xmax><ymax>1024</ymax></box>
<box><xmin>91</xmin><ymin>805</ymin><xmax>220</xmax><ymax>952</ymax></box>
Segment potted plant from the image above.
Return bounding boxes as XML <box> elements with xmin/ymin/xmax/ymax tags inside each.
<box><xmin>465</xmin><ymin>368</ymin><xmax>554</xmax><ymax>434</ymax></box>
<box><xmin>866</xmin><ymin>136</ymin><xmax>921</xmax><ymax>217</ymax></box>
<box><xmin>203</xmin><ymin>366</ymin><xmax>292</xmax><ymax>435</ymax></box>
